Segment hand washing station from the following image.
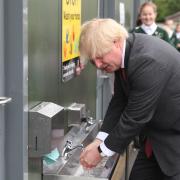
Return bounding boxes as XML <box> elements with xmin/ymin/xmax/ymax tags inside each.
<box><xmin>43</xmin><ymin>122</ymin><xmax>119</xmax><ymax>180</ymax></box>
<box><xmin>28</xmin><ymin>102</ymin><xmax>119</xmax><ymax>180</ymax></box>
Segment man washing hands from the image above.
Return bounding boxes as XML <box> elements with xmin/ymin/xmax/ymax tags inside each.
<box><xmin>80</xmin><ymin>139</ymin><xmax>109</xmax><ymax>169</ymax></box>
<box><xmin>78</xmin><ymin>18</ymin><xmax>180</xmax><ymax>180</ymax></box>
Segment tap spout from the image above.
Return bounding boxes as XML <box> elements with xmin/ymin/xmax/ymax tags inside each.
<box><xmin>69</xmin><ymin>144</ymin><xmax>84</xmax><ymax>151</ymax></box>
<box><xmin>62</xmin><ymin>140</ymin><xmax>84</xmax><ymax>159</ymax></box>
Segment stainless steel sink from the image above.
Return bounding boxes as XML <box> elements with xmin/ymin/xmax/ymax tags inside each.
<box><xmin>43</xmin><ymin>121</ymin><xmax>119</xmax><ymax>180</ymax></box>
<box><xmin>43</xmin><ymin>153</ymin><xmax>118</xmax><ymax>180</ymax></box>
<box><xmin>57</xmin><ymin>148</ymin><xmax>118</xmax><ymax>178</ymax></box>
<box><xmin>43</xmin><ymin>174</ymin><xmax>108</xmax><ymax>180</ymax></box>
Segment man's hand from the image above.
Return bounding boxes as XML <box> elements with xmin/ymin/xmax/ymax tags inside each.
<box><xmin>76</xmin><ymin>62</ymin><xmax>85</xmax><ymax>76</ymax></box>
<box><xmin>80</xmin><ymin>139</ymin><xmax>102</xmax><ymax>169</ymax></box>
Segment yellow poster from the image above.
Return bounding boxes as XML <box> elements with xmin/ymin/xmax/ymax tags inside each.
<box><xmin>62</xmin><ymin>0</ymin><xmax>81</xmax><ymax>62</ymax></box>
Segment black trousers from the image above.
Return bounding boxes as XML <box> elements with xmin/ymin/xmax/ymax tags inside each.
<box><xmin>129</xmin><ymin>146</ymin><xmax>180</xmax><ymax>180</ymax></box>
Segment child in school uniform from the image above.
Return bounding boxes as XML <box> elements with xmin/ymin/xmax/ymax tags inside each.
<box><xmin>174</xmin><ymin>23</ymin><xmax>180</xmax><ymax>52</ymax></box>
<box><xmin>132</xmin><ymin>2</ymin><xmax>169</xmax><ymax>43</ymax></box>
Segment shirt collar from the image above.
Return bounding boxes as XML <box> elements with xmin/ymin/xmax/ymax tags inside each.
<box><xmin>176</xmin><ymin>32</ymin><xmax>180</xmax><ymax>39</ymax></box>
<box><xmin>141</xmin><ymin>23</ymin><xmax>157</xmax><ymax>35</ymax></box>
<box><xmin>121</xmin><ymin>40</ymin><xmax>126</xmax><ymax>68</ymax></box>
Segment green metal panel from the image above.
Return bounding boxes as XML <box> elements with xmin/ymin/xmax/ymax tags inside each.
<box><xmin>28</xmin><ymin>0</ymin><xmax>59</xmax><ymax>107</ymax></box>
<box><xmin>28</xmin><ymin>0</ymin><xmax>98</xmax><ymax>117</ymax></box>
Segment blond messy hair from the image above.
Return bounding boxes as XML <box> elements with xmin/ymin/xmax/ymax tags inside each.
<box><xmin>79</xmin><ymin>18</ymin><xmax>128</xmax><ymax>63</ymax></box>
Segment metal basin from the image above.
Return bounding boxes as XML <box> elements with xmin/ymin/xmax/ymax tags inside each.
<box><xmin>43</xmin><ymin>174</ymin><xmax>108</xmax><ymax>180</ymax></box>
<box><xmin>57</xmin><ymin>147</ymin><xmax>118</xmax><ymax>178</ymax></box>
<box><xmin>43</xmin><ymin>121</ymin><xmax>119</xmax><ymax>180</ymax></box>
<box><xmin>43</xmin><ymin>152</ymin><xmax>118</xmax><ymax>180</ymax></box>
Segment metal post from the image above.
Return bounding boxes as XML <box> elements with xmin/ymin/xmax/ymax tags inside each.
<box><xmin>0</xmin><ymin>0</ymin><xmax>5</xmax><ymax>179</ymax></box>
<box><xmin>4</xmin><ymin>0</ymin><xmax>28</xmax><ymax>180</ymax></box>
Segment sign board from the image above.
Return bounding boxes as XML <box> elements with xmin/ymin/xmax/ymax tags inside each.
<box><xmin>61</xmin><ymin>0</ymin><xmax>81</xmax><ymax>82</ymax></box>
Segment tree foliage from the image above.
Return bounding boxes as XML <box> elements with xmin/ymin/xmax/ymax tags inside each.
<box><xmin>153</xmin><ymin>0</ymin><xmax>180</xmax><ymax>22</ymax></box>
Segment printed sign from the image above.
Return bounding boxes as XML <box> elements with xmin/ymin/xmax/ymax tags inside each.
<box><xmin>61</xmin><ymin>0</ymin><xmax>81</xmax><ymax>82</ymax></box>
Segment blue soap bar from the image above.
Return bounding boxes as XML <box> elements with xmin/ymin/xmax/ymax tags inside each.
<box><xmin>43</xmin><ymin>148</ymin><xmax>60</xmax><ymax>165</ymax></box>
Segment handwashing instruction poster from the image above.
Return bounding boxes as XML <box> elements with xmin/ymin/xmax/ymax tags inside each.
<box><xmin>61</xmin><ymin>0</ymin><xmax>81</xmax><ymax>82</ymax></box>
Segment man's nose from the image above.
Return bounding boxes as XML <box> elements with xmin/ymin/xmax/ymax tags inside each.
<box><xmin>94</xmin><ymin>59</ymin><xmax>103</xmax><ymax>69</ymax></box>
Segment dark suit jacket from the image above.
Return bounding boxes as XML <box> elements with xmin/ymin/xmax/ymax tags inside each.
<box><xmin>101</xmin><ymin>33</ymin><xmax>180</xmax><ymax>176</ymax></box>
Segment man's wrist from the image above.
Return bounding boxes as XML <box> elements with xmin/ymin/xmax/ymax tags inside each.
<box><xmin>99</xmin><ymin>142</ymin><xmax>115</xmax><ymax>157</ymax></box>
<box><xmin>97</xmin><ymin>145</ymin><xmax>107</xmax><ymax>157</ymax></box>
<box><xmin>96</xmin><ymin>131</ymin><xmax>109</xmax><ymax>141</ymax></box>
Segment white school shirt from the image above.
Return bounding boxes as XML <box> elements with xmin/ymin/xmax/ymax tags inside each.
<box><xmin>141</xmin><ymin>23</ymin><xmax>157</xmax><ymax>35</ymax></box>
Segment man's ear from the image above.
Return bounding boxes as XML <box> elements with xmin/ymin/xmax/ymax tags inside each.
<box><xmin>114</xmin><ymin>40</ymin><xmax>121</xmax><ymax>48</ymax></box>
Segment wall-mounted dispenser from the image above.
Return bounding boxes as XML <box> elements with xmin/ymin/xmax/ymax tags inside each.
<box><xmin>28</xmin><ymin>102</ymin><xmax>64</xmax><ymax>157</ymax></box>
<box><xmin>67</xmin><ymin>103</ymin><xmax>86</xmax><ymax>127</ymax></box>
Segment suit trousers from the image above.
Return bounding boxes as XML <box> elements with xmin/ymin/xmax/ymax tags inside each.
<box><xmin>129</xmin><ymin>145</ymin><xmax>180</xmax><ymax>180</ymax></box>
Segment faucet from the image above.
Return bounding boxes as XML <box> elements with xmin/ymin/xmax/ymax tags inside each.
<box><xmin>84</xmin><ymin>116</ymin><xmax>95</xmax><ymax>132</ymax></box>
<box><xmin>62</xmin><ymin>140</ymin><xmax>84</xmax><ymax>160</ymax></box>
